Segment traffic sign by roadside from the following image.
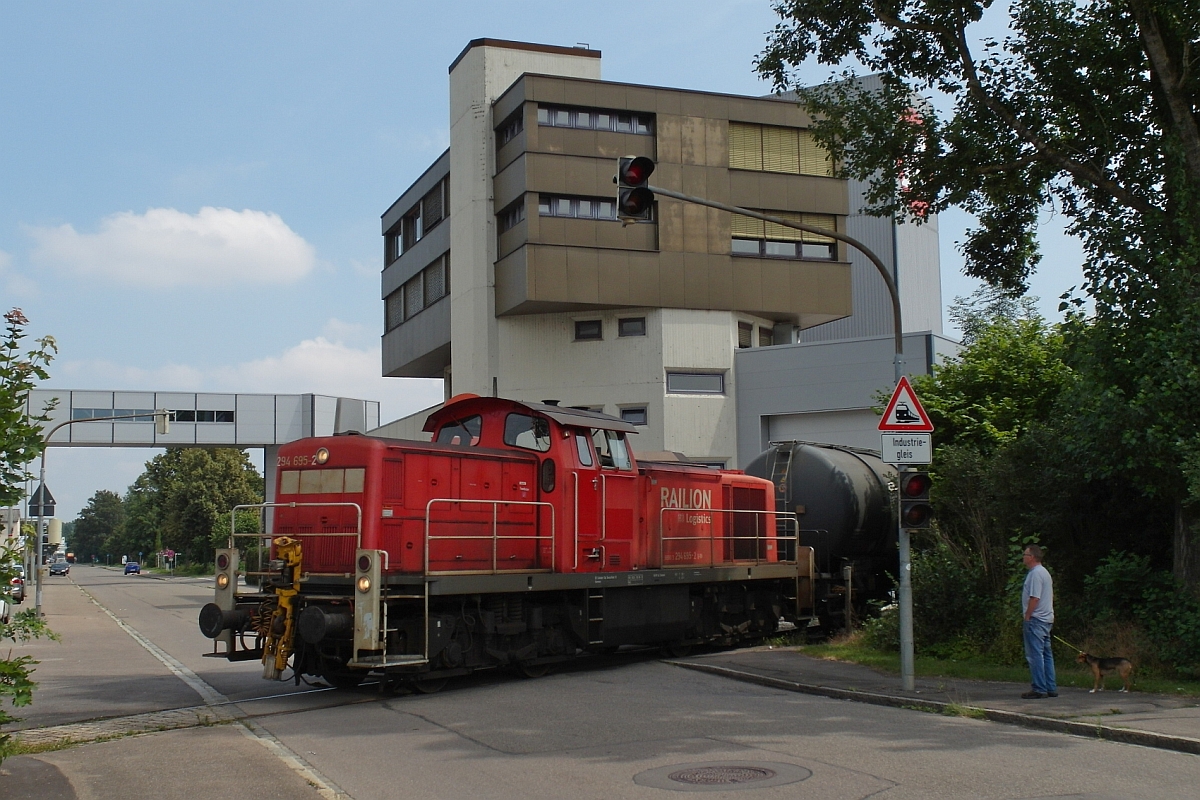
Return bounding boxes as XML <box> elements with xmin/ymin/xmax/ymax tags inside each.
<box><xmin>878</xmin><ymin>376</ymin><xmax>934</xmax><ymax>432</ymax></box>
<box><xmin>881</xmin><ymin>433</ymin><xmax>932</xmax><ymax>464</ymax></box>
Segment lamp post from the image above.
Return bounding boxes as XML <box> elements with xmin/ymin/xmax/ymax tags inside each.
<box><xmin>32</xmin><ymin>409</ymin><xmax>169</xmax><ymax>616</ymax></box>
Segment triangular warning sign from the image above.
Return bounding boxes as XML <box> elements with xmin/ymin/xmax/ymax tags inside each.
<box><xmin>878</xmin><ymin>376</ymin><xmax>934</xmax><ymax>432</ymax></box>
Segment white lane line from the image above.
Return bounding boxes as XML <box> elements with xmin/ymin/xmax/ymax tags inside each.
<box><xmin>73</xmin><ymin>580</ymin><xmax>354</xmax><ymax>800</ymax></box>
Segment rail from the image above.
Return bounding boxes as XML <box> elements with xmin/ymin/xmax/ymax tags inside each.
<box><xmin>658</xmin><ymin>507</ymin><xmax>799</xmax><ymax>568</ymax></box>
<box><xmin>424</xmin><ymin>498</ymin><xmax>556</xmax><ymax>575</ymax></box>
<box><xmin>228</xmin><ymin>502</ymin><xmax>363</xmax><ymax>577</ymax></box>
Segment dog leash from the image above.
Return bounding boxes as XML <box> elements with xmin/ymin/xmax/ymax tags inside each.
<box><xmin>1053</xmin><ymin>634</ymin><xmax>1084</xmax><ymax>653</ymax></box>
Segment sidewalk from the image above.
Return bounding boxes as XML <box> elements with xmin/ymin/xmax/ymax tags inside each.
<box><xmin>670</xmin><ymin>646</ymin><xmax>1200</xmax><ymax>756</ymax></box>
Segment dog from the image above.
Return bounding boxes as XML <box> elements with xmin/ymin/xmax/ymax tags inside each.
<box><xmin>1077</xmin><ymin>652</ymin><xmax>1134</xmax><ymax>693</ymax></box>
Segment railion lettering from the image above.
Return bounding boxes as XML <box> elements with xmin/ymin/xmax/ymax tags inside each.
<box><xmin>660</xmin><ymin>487</ymin><xmax>713</xmax><ymax>510</ymax></box>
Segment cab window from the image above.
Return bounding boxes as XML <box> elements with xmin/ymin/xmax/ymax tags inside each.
<box><xmin>592</xmin><ymin>429</ymin><xmax>632</xmax><ymax>470</ymax></box>
<box><xmin>504</xmin><ymin>413</ymin><xmax>551</xmax><ymax>452</ymax></box>
<box><xmin>435</xmin><ymin>415</ymin><xmax>482</xmax><ymax>446</ymax></box>
<box><xmin>575</xmin><ymin>432</ymin><xmax>594</xmax><ymax>466</ymax></box>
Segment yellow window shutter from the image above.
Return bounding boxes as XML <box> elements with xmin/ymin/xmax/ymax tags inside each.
<box><xmin>761</xmin><ymin>211</ymin><xmax>836</xmax><ymax>243</ymax></box>
<box><xmin>729</xmin><ymin>122</ymin><xmax>762</xmax><ymax>171</ymax></box>
<box><xmin>731</xmin><ymin>213</ymin><xmax>765</xmax><ymax>238</ymax></box>
<box><xmin>799</xmin><ymin>130</ymin><xmax>834</xmax><ymax>177</ymax></box>
<box><xmin>762</xmin><ymin>126</ymin><xmax>800</xmax><ymax>174</ymax></box>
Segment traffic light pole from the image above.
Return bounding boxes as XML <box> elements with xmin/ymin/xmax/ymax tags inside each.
<box><xmin>644</xmin><ymin>183</ymin><xmax>916</xmax><ymax>690</ymax></box>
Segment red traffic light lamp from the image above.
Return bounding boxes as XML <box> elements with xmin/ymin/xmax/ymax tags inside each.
<box><xmin>899</xmin><ymin>471</ymin><xmax>932</xmax><ymax>529</ymax></box>
<box><xmin>616</xmin><ymin>156</ymin><xmax>655</xmax><ymax>221</ymax></box>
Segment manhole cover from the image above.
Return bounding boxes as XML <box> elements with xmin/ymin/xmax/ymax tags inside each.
<box><xmin>634</xmin><ymin>761</ymin><xmax>811</xmax><ymax>793</ymax></box>
<box><xmin>668</xmin><ymin>766</ymin><xmax>777</xmax><ymax>785</ymax></box>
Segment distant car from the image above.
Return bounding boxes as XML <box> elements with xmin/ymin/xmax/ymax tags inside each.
<box><xmin>124</xmin><ymin>562</ymin><xmax>141</xmax><ymax>575</ymax></box>
<box><xmin>49</xmin><ymin>561</ymin><xmax>70</xmax><ymax>576</ymax></box>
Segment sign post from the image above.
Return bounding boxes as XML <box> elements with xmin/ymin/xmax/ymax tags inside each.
<box><xmin>878</xmin><ymin>376</ymin><xmax>934</xmax><ymax>692</ymax></box>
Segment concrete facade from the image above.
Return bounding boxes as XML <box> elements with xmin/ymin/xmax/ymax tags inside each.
<box><xmin>734</xmin><ymin>332</ymin><xmax>960</xmax><ymax>466</ymax></box>
<box><xmin>378</xmin><ymin>40</ymin><xmax>946</xmax><ymax>466</ymax></box>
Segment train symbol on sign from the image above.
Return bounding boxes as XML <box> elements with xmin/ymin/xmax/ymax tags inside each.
<box><xmin>878</xmin><ymin>377</ymin><xmax>935</xmax><ymax>433</ymax></box>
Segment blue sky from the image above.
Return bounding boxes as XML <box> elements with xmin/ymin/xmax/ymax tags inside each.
<box><xmin>2</xmin><ymin>1</ymin><xmax>1084</xmax><ymax>523</ymax></box>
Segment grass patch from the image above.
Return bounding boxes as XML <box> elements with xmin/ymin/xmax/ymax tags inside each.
<box><xmin>798</xmin><ymin>638</ymin><xmax>1200</xmax><ymax>697</ymax></box>
<box><xmin>942</xmin><ymin>702</ymin><xmax>987</xmax><ymax>719</ymax></box>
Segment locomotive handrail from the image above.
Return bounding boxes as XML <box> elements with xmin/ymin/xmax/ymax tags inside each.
<box><xmin>228</xmin><ymin>502</ymin><xmax>363</xmax><ymax>577</ymax></box>
<box><xmin>658</xmin><ymin>507</ymin><xmax>799</xmax><ymax>568</ymax></box>
<box><xmin>424</xmin><ymin>498</ymin><xmax>556</xmax><ymax>575</ymax></box>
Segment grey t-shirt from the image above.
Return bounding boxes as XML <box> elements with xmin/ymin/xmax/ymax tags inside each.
<box><xmin>1022</xmin><ymin>564</ymin><xmax>1054</xmax><ymax>623</ymax></box>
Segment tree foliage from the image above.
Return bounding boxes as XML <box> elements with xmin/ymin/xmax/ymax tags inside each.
<box><xmin>0</xmin><ymin>309</ymin><xmax>57</xmax><ymax>507</ymax></box>
<box><xmin>119</xmin><ymin>449</ymin><xmax>262</xmax><ymax>564</ymax></box>
<box><xmin>757</xmin><ymin>0</ymin><xmax>1200</xmax><ymax>293</ymax></box>
<box><xmin>70</xmin><ymin>490</ymin><xmax>125</xmax><ymax>562</ymax></box>
<box><xmin>759</xmin><ymin>0</ymin><xmax>1200</xmax><ymax>585</ymax></box>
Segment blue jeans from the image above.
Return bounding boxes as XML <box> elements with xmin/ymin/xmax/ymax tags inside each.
<box><xmin>1023</xmin><ymin>618</ymin><xmax>1057</xmax><ymax>694</ymax></box>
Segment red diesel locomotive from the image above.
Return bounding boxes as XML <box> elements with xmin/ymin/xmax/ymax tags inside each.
<box><xmin>199</xmin><ymin>394</ymin><xmax>813</xmax><ymax>689</ymax></box>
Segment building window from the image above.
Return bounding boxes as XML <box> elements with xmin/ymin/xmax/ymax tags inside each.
<box><xmin>618</xmin><ymin>317</ymin><xmax>646</xmax><ymax>337</ymax></box>
<box><xmin>71</xmin><ymin>408</ymin><xmax>235</xmax><ymax>423</ymax></box>
<box><xmin>538</xmin><ymin>194</ymin><xmax>623</xmax><ymax>221</ymax></box>
<box><xmin>387</xmin><ymin>252</ymin><xmax>450</xmax><ymax>330</ymax></box>
<box><xmin>759</xmin><ymin>327</ymin><xmax>774</xmax><ymax>347</ymax></box>
<box><xmin>731</xmin><ymin>211</ymin><xmax>837</xmax><ymax>260</ymax></box>
<box><xmin>499</xmin><ymin>199</ymin><xmax>525</xmax><ymax>232</ymax></box>
<box><xmin>385</xmin><ymin>286</ymin><xmax>405</xmax><ymax>331</ymax></box>
<box><xmin>665</xmin><ymin>372</ymin><xmax>725</xmax><ymax>395</ymax></box>
<box><xmin>537</xmin><ymin>104</ymin><xmax>653</xmax><ymax>135</ymax></box>
<box><xmin>497</xmin><ymin>111</ymin><xmax>523</xmax><ymax>146</ymax></box>
<box><xmin>620</xmin><ymin>407</ymin><xmax>648</xmax><ymax>426</ymax></box>
<box><xmin>574</xmin><ymin>320</ymin><xmax>602</xmax><ymax>341</ymax></box>
<box><xmin>738</xmin><ymin>322</ymin><xmax>753</xmax><ymax>348</ymax></box>
<box><xmin>394</xmin><ymin>177</ymin><xmax>449</xmax><ymax>259</ymax></box>
<box><xmin>729</xmin><ymin>121</ymin><xmax>833</xmax><ymax>177</ymax></box>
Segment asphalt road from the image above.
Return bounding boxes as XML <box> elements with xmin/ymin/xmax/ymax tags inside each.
<box><xmin>4</xmin><ymin>566</ymin><xmax>1200</xmax><ymax>799</ymax></box>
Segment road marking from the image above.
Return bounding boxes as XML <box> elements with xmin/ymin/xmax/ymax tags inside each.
<box><xmin>72</xmin><ymin>580</ymin><xmax>354</xmax><ymax>800</ymax></box>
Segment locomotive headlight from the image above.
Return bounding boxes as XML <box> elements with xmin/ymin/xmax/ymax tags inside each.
<box><xmin>315</xmin><ymin>447</ymin><xmax>330</xmax><ymax>464</ymax></box>
<box><xmin>216</xmin><ymin>573</ymin><xmax>230</xmax><ymax>589</ymax></box>
<box><xmin>356</xmin><ymin>576</ymin><xmax>372</xmax><ymax>594</ymax></box>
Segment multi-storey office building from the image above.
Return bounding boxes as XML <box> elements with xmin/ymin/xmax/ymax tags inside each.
<box><xmin>379</xmin><ymin>39</ymin><xmax>942</xmax><ymax>466</ymax></box>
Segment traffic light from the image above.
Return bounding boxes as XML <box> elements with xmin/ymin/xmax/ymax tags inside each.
<box><xmin>899</xmin><ymin>471</ymin><xmax>932</xmax><ymax>529</ymax></box>
<box><xmin>616</xmin><ymin>156</ymin><xmax>655</xmax><ymax>222</ymax></box>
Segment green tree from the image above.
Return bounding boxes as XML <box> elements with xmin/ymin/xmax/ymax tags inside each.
<box><xmin>71</xmin><ymin>490</ymin><xmax>125</xmax><ymax>562</ymax></box>
<box><xmin>121</xmin><ymin>449</ymin><xmax>262</xmax><ymax>564</ymax></box>
<box><xmin>758</xmin><ymin>0</ymin><xmax>1200</xmax><ymax>586</ymax></box>
<box><xmin>0</xmin><ymin>309</ymin><xmax>56</xmax><ymax>765</ymax></box>
<box><xmin>0</xmin><ymin>309</ymin><xmax>56</xmax><ymax>507</ymax></box>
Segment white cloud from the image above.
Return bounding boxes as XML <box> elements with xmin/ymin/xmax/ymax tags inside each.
<box><xmin>27</xmin><ymin>207</ymin><xmax>317</xmax><ymax>288</ymax></box>
<box><xmin>54</xmin><ymin>322</ymin><xmax>443</xmax><ymax>423</ymax></box>
<box><xmin>0</xmin><ymin>249</ymin><xmax>38</xmax><ymax>297</ymax></box>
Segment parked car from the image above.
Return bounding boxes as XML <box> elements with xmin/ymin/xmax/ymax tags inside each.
<box><xmin>9</xmin><ymin>567</ymin><xmax>24</xmax><ymax>603</ymax></box>
<box><xmin>49</xmin><ymin>560</ymin><xmax>70</xmax><ymax>576</ymax></box>
<box><xmin>124</xmin><ymin>562</ymin><xmax>141</xmax><ymax>575</ymax></box>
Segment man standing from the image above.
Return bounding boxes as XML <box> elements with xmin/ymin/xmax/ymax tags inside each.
<box><xmin>1021</xmin><ymin>545</ymin><xmax>1057</xmax><ymax>698</ymax></box>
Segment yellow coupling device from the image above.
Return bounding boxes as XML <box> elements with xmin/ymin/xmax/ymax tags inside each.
<box><xmin>262</xmin><ymin>536</ymin><xmax>302</xmax><ymax>680</ymax></box>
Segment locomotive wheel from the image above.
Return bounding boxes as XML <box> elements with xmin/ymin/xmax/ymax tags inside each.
<box><xmin>412</xmin><ymin>677</ymin><xmax>448</xmax><ymax>694</ymax></box>
<box><xmin>517</xmin><ymin>661</ymin><xmax>549</xmax><ymax>679</ymax></box>
<box><xmin>661</xmin><ymin>642</ymin><xmax>692</xmax><ymax>658</ymax></box>
<box><xmin>321</xmin><ymin>671</ymin><xmax>364</xmax><ymax>690</ymax></box>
